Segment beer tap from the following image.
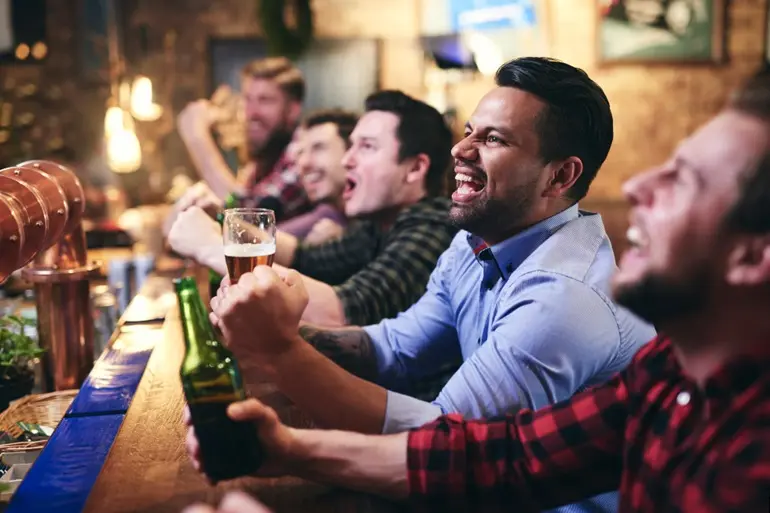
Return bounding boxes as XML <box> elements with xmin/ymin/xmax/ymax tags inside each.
<box><xmin>0</xmin><ymin>160</ymin><xmax>100</xmax><ymax>391</ymax></box>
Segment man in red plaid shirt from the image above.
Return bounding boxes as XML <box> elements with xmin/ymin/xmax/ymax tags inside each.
<box><xmin>176</xmin><ymin>57</ymin><xmax>311</xmax><ymax>223</ymax></box>
<box><xmin>183</xmin><ymin>69</ymin><xmax>770</xmax><ymax>513</ymax></box>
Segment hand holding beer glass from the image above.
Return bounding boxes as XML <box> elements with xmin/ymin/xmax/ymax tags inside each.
<box><xmin>223</xmin><ymin>208</ymin><xmax>276</xmax><ymax>283</ymax></box>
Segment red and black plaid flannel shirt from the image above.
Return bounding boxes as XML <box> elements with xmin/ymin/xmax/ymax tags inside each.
<box><xmin>407</xmin><ymin>336</ymin><xmax>770</xmax><ymax>513</ymax></box>
<box><xmin>239</xmin><ymin>154</ymin><xmax>310</xmax><ymax>221</ymax></box>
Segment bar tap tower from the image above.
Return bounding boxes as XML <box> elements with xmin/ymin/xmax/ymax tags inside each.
<box><xmin>0</xmin><ymin>160</ymin><xmax>100</xmax><ymax>391</ymax></box>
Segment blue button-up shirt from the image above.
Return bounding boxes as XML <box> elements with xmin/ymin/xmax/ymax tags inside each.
<box><xmin>364</xmin><ymin>205</ymin><xmax>656</xmax><ymax>513</ymax></box>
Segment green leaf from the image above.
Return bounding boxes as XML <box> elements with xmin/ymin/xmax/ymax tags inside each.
<box><xmin>0</xmin><ymin>314</ymin><xmax>44</xmax><ymax>377</ymax></box>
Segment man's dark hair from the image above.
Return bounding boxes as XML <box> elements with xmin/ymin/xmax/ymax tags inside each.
<box><xmin>364</xmin><ymin>90</ymin><xmax>453</xmax><ymax>197</ymax></box>
<box><xmin>241</xmin><ymin>57</ymin><xmax>305</xmax><ymax>103</ymax></box>
<box><xmin>495</xmin><ymin>57</ymin><xmax>614</xmax><ymax>201</ymax></box>
<box><xmin>724</xmin><ymin>68</ymin><xmax>770</xmax><ymax>234</ymax></box>
<box><xmin>304</xmin><ymin>109</ymin><xmax>359</xmax><ymax>149</ymax></box>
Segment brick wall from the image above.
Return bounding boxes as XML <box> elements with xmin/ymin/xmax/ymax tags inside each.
<box><xmin>1</xmin><ymin>0</ymin><xmax>766</xmax><ymax>202</ymax></box>
<box><xmin>445</xmin><ymin>0</ymin><xmax>768</xmax><ymax>198</ymax></box>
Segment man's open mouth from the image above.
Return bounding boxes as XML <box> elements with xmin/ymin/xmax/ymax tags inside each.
<box><xmin>343</xmin><ymin>175</ymin><xmax>358</xmax><ymax>200</ymax></box>
<box><xmin>452</xmin><ymin>168</ymin><xmax>486</xmax><ymax>204</ymax></box>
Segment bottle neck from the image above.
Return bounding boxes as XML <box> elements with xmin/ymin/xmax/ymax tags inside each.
<box><xmin>176</xmin><ymin>283</ymin><xmax>220</xmax><ymax>359</ymax></box>
<box><xmin>215</xmin><ymin>193</ymin><xmax>239</xmax><ymax>226</ymax></box>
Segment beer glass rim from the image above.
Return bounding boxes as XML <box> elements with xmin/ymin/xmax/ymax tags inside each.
<box><xmin>224</xmin><ymin>208</ymin><xmax>275</xmax><ymax>216</ymax></box>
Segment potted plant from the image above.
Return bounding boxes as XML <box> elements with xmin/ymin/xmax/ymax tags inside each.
<box><xmin>0</xmin><ymin>315</ymin><xmax>43</xmax><ymax>412</ymax></box>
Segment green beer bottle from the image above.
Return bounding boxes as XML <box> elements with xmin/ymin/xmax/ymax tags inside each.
<box><xmin>175</xmin><ymin>276</ymin><xmax>262</xmax><ymax>482</ymax></box>
<box><xmin>208</xmin><ymin>193</ymin><xmax>240</xmax><ymax>299</ymax></box>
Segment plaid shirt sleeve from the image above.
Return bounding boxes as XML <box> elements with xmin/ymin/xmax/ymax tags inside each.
<box><xmin>333</xmin><ymin>220</ymin><xmax>456</xmax><ymax>327</ymax></box>
<box><xmin>405</xmin><ymin>345</ymin><xmax>644</xmax><ymax>513</ymax></box>
<box><xmin>292</xmin><ymin>222</ymin><xmax>378</xmax><ymax>285</ymax></box>
<box><xmin>244</xmin><ymin>160</ymin><xmax>311</xmax><ymax>221</ymax></box>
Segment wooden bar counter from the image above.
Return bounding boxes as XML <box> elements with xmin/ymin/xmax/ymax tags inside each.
<box><xmin>8</xmin><ymin>274</ymin><xmax>398</xmax><ymax>513</ymax></box>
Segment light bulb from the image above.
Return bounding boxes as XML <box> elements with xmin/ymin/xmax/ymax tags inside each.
<box><xmin>119</xmin><ymin>81</ymin><xmax>132</xmax><ymax>109</ymax></box>
<box><xmin>106</xmin><ymin>128</ymin><xmax>142</xmax><ymax>173</ymax></box>
<box><xmin>130</xmin><ymin>75</ymin><xmax>163</xmax><ymax>121</ymax></box>
<box><xmin>104</xmin><ymin>106</ymin><xmax>125</xmax><ymax>138</ymax></box>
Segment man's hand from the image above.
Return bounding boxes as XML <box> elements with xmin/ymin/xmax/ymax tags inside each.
<box><xmin>176</xmin><ymin>181</ymin><xmax>224</xmax><ymax>218</ymax></box>
<box><xmin>168</xmin><ymin>206</ymin><xmax>223</xmax><ymax>268</ymax></box>
<box><xmin>209</xmin><ymin>276</ymin><xmax>231</xmax><ymax>328</ymax></box>
<box><xmin>212</xmin><ymin>267</ymin><xmax>309</xmax><ymax>360</ymax></box>
<box><xmin>304</xmin><ymin>218</ymin><xmax>345</xmax><ymax>245</ymax></box>
<box><xmin>177</xmin><ymin>100</ymin><xmax>218</xmax><ymax>139</ymax></box>
<box><xmin>182</xmin><ymin>491</ymin><xmax>272</xmax><ymax>513</ymax></box>
<box><xmin>183</xmin><ymin>399</ymin><xmax>301</xmax><ymax>480</ymax></box>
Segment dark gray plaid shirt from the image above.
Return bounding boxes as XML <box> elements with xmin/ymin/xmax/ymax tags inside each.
<box><xmin>292</xmin><ymin>197</ymin><xmax>457</xmax><ymax>327</ymax></box>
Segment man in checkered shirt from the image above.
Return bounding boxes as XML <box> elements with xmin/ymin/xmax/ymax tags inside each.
<box><xmin>184</xmin><ymin>68</ymin><xmax>770</xmax><ymax>513</ymax></box>
<box><xmin>176</xmin><ymin>57</ymin><xmax>311</xmax><ymax>222</ymax></box>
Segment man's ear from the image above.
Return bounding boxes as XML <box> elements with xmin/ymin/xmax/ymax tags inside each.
<box><xmin>405</xmin><ymin>153</ymin><xmax>430</xmax><ymax>185</ymax></box>
<box><xmin>287</xmin><ymin>101</ymin><xmax>303</xmax><ymax>126</ymax></box>
<box><xmin>542</xmin><ymin>156</ymin><xmax>583</xmax><ymax>198</ymax></box>
<box><xmin>725</xmin><ymin>235</ymin><xmax>770</xmax><ymax>286</ymax></box>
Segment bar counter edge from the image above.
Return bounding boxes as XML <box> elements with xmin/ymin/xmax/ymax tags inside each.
<box><xmin>5</xmin><ymin>274</ymin><xmax>177</xmax><ymax>513</ymax></box>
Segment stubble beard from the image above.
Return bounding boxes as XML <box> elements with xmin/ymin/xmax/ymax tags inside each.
<box><xmin>612</xmin><ymin>266</ymin><xmax>711</xmax><ymax>327</ymax></box>
<box><xmin>449</xmin><ymin>181</ymin><xmax>537</xmax><ymax>241</ymax></box>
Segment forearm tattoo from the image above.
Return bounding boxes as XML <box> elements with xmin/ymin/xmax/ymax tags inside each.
<box><xmin>298</xmin><ymin>325</ymin><xmax>378</xmax><ymax>381</ymax></box>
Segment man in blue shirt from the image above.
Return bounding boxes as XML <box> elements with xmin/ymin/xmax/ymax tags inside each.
<box><xmin>208</xmin><ymin>57</ymin><xmax>656</xmax><ymax>513</ymax></box>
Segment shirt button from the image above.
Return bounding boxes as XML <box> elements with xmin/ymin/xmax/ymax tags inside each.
<box><xmin>676</xmin><ymin>391</ymin><xmax>691</xmax><ymax>406</ymax></box>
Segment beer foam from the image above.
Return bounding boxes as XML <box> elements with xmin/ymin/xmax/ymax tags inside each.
<box><xmin>223</xmin><ymin>243</ymin><xmax>276</xmax><ymax>257</ymax></box>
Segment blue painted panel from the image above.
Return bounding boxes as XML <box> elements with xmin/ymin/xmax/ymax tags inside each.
<box><xmin>6</xmin><ymin>414</ymin><xmax>125</xmax><ymax>513</ymax></box>
<box><xmin>449</xmin><ymin>0</ymin><xmax>537</xmax><ymax>31</ymax></box>
<box><xmin>66</xmin><ymin>324</ymin><xmax>162</xmax><ymax>416</ymax></box>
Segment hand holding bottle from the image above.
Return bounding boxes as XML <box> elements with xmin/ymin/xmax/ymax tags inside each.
<box><xmin>183</xmin><ymin>398</ymin><xmax>300</xmax><ymax>481</ymax></box>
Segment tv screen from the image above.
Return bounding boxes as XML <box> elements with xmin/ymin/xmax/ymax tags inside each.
<box><xmin>0</xmin><ymin>0</ymin><xmax>48</xmax><ymax>64</ymax></box>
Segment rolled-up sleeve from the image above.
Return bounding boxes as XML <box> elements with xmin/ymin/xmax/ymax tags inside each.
<box><xmin>382</xmin><ymin>391</ymin><xmax>443</xmax><ymax>434</ymax></box>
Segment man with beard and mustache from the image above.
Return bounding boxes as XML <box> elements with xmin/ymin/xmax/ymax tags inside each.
<box><xmin>183</xmin><ymin>67</ymin><xmax>770</xmax><ymax>513</ymax></box>
<box><xmin>196</xmin><ymin>57</ymin><xmax>655</xmax><ymax>513</ymax></box>
<box><xmin>176</xmin><ymin>57</ymin><xmax>311</xmax><ymax>222</ymax></box>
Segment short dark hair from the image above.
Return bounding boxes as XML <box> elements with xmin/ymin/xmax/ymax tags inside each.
<box><xmin>241</xmin><ymin>57</ymin><xmax>305</xmax><ymax>103</ymax></box>
<box><xmin>364</xmin><ymin>90</ymin><xmax>452</xmax><ymax>197</ymax></box>
<box><xmin>724</xmin><ymin>68</ymin><xmax>770</xmax><ymax>234</ymax></box>
<box><xmin>303</xmin><ymin>109</ymin><xmax>359</xmax><ymax>149</ymax></box>
<box><xmin>495</xmin><ymin>57</ymin><xmax>613</xmax><ymax>201</ymax></box>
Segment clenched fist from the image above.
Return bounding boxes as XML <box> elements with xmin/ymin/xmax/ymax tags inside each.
<box><xmin>167</xmin><ymin>206</ymin><xmax>223</xmax><ymax>264</ymax></box>
<box><xmin>177</xmin><ymin>100</ymin><xmax>218</xmax><ymax>138</ymax></box>
<box><xmin>212</xmin><ymin>267</ymin><xmax>308</xmax><ymax>360</ymax></box>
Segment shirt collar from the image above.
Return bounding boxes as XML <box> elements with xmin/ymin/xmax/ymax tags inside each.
<box><xmin>656</xmin><ymin>335</ymin><xmax>770</xmax><ymax>402</ymax></box>
<box><xmin>466</xmin><ymin>204</ymin><xmax>580</xmax><ymax>281</ymax></box>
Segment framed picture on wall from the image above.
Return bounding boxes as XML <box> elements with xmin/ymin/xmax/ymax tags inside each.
<box><xmin>597</xmin><ymin>0</ymin><xmax>726</xmax><ymax>64</ymax></box>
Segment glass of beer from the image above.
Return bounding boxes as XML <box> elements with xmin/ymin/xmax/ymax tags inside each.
<box><xmin>223</xmin><ymin>208</ymin><xmax>276</xmax><ymax>283</ymax></box>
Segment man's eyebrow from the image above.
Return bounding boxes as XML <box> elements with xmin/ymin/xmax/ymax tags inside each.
<box><xmin>465</xmin><ymin>121</ymin><xmax>518</xmax><ymax>142</ymax></box>
<box><xmin>674</xmin><ymin>153</ymin><xmax>706</xmax><ymax>188</ymax></box>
